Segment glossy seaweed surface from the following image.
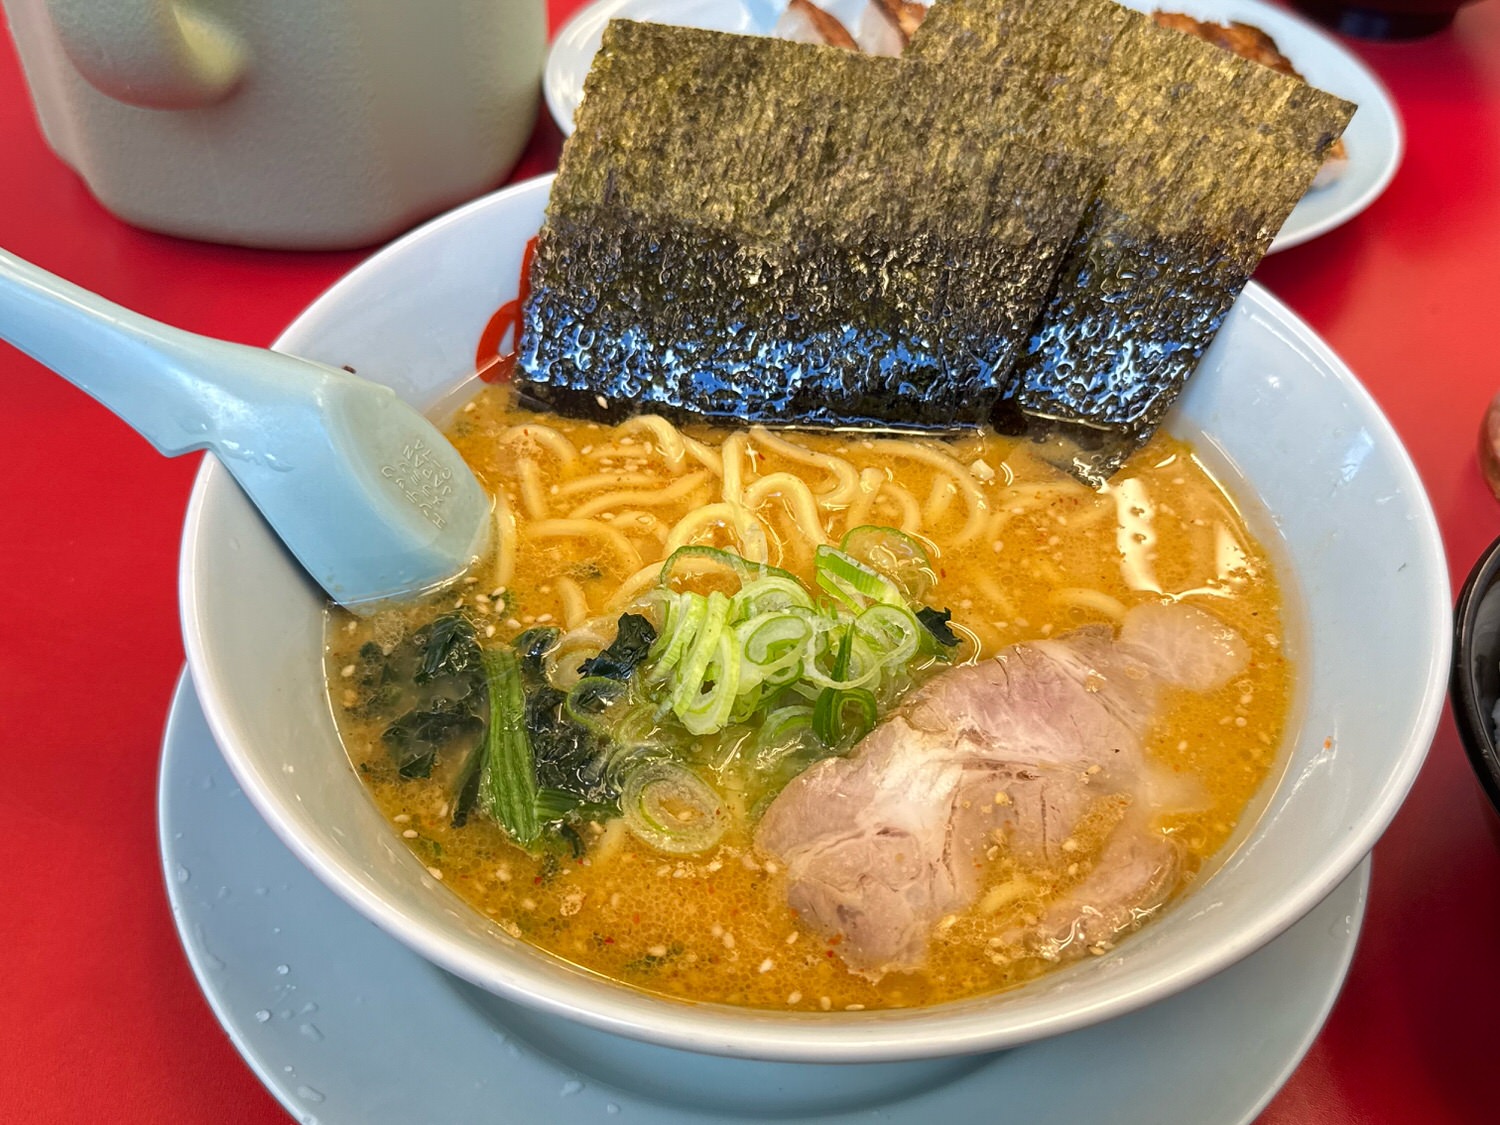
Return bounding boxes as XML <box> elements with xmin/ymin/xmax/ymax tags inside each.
<box><xmin>520</xmin><ymin>201</ymin><xmax>1087</xmax><ymax>430</ymax></box>
<box><xmin>519</xmin><ymin>5</ymin><xmax>1353</xmax><ymax>482</ymax></box>
<box><xmin>518</xmin><ymin>21</ymin><xmax>1093</xmax><ymax>433</ymax></box>
<box><xmin>993</xmin><ymin>204</ymin><xmax>1251</xmax><ymax>482</ymax></box>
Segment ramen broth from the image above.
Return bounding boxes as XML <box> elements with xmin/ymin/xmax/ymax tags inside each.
<box><xmin>326</xmin><ymin>385</ymin><xmax>1291</xmax><ymax>1010</ymax></box>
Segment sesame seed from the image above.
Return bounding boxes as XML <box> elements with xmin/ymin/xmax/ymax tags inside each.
<box><xmin>819</xmin><ymin>996</ymin><xmax>832</xmax><ymax>1010</ymax></box>
<box><xmin>845</xmin><ymin>1004</ymin><xmax>865</xmax><ymax>1011</ymax></box>
<box><xmin>722</xmin><ymin>932</ymin><xmax>736</xmax><ymax>949</ymax></box>
<box><xmin>340</xmin><ymin>664</ymin><xmax>356</xmax><ymax>678</ymax></box>
<box><xmin>485</xmin><ymin>625</ymin><xmax>496</xmax><ymax>637</ymax></box>
<box><xmin>758</xmin><ymin>958</ymin><xmax>774</xmax><ymax>973</ymax></box>
<box><xmin>426</xmin><ymin>867</ymin><xmax>443</xmax><ymax>880</ymax></box>
<box><xmin>785</xmin><ymin>932</ymin><xmax>799</xmax><ymax>945</ymax></box>
<box><xmin>402</xmin><ymin>829</ymin><xmax>418</xmax><ymax>839</ymax></box>
<box><xmin>787</xmin><ymin>992</ymin><xmax>802</xmax><ymax>1005</ymax></box>
<box><xmin>393</xmin><ymin>814</ymin><xmax>410</xmax><ymax>823</ymax></box>
<box><xmin>648</xmin><ymin>944</ymin><xmax>668</xmax><ymax>958</ymax></box>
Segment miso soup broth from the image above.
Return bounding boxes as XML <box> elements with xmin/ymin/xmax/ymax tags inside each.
<box><xmin>326</xmin><ymin>385</ymin><xmax>1291</xmax><ymax>1011</ymax></box>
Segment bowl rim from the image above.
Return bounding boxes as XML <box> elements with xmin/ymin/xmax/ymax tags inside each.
<box><xmin>179</xmin><ymin>173</ymin><xmax>1451</xmax><ymax>1062</ymax></box>
<box><xmin>1451</xmin><ymin>532</ymin><xmax>1500</xmax><ymax>813</ymax></box>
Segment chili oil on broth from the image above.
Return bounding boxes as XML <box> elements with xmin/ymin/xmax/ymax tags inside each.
<box><xmin>325</xmin><ymin>384</ymin><xmax>1291</xmax><ymax>1011</ymax></box>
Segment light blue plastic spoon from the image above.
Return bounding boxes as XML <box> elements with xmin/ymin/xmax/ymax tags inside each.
<box><xmin>0</xmin><ymin>247</ymin><xmax>491</xmax><ymax>610</ymax></box>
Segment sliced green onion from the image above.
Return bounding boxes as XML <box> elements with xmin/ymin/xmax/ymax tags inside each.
<box><xmin>651</xmin><ymin>591</ymin><xmax>708</xmax><ymax>679</ymax></box>
<box><xmin>733</xmin><ymin>575</ymin><xmax>815</xmax><ymax>620</ymax></box>
<box><xmin>814</xmin><ymin>544</ymin><xmax>903</xmax><ymax>609</ymax></box>
<box><xmin>479</xmin><ymin>647</ymin><xmax>540</xmax><ymax>848</ymax></box>
<box><xmin>840</xmin><ymin>525</ymin><xmax>937</xmax><ymax>603</ymax></box>
<box><xmin>658</xmin><ymin>544</ymin><xmax>797</xmax><ymax>595</ymax></box>
<box><xmin>757</xmin><ymin>704</ymin><xmax>815</xmax><ymax>750</ymax></box>
<box><xmin>668</xmin><ymin>591</ymin><xmax>731</xmax><ymax>716</ymax></box>
<box><xmin>742</xmin><ymin>613</ymin><xmax>812</xmax><ymax>667</ymax></box>
<box><xmin>620</xmin><ymin>760</ymin><xmax>728</xmax><ymax>855</ymax></box>
<box><xmin>854</xmin><ymin>603</ymin><xmax>922</xmax><ymax>666</ymax></box>
<box><xmin>812</xmin><ymin>686</ymin><xmax>878</xmax><ymax>748</ymax></box>
<box><xmin>803</xmin><ymin>631</ymin><xmax>881</xmax><ymax>691</ymax></box>
<box><xmin>677</xmin><ymin>630</ymin><xmax>741</xmax><ymax>735</ymax></box>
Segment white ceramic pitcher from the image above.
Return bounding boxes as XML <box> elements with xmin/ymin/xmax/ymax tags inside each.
<box><xmin>1</xmin><ymin>0</ymin><xmax>546</xmax><ymax>248</ymax></box>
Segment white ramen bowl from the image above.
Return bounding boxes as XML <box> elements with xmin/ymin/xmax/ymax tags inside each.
<box><xmin>181</xmin><ymin>174</ymin><xmax>1449</xmax><ymax>1063</ymax></box>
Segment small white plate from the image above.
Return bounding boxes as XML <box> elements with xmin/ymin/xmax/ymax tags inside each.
<box><xmin>160</xmin><ymin>671</ymin><xmax>1370</xmax><ymax>1125</ymax></box>
<box><xmin>543</xmin><ymin>0</ymin><xmax>1402</xmax><ymax>253</ymax></box>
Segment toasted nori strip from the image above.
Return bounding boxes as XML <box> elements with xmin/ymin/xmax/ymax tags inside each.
<box><xmin>909</xmin><ymin>0</ymin><xmax>1355</xmax><ymax>482</ymax></box>
<box><xmin>517</xmin><ymin>20</ymin><xmax>1096</xmax><ymax>430</ymax></box>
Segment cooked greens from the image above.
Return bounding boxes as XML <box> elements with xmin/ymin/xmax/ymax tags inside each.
<box><xmin>351</xmin><ymin>526</ymin><xmax>961</xmax><ymax>856</ymax></box>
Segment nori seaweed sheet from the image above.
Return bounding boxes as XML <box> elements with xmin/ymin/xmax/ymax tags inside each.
<box><xmin>908</xmin><ymin>0</ymin><xmax>1355</xmax><ymax>482</ymax></box>
<box><xmin>516</xmin><ymin>20</ymin><xmax>1097</xmax><ymax>430</ymax></box>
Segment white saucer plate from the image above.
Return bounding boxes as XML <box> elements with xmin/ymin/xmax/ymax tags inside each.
<box><xmin>161</xmin><ymin>672</ymin><xmax>1369</xmax><ymax>1125</ymax></box>
<box><xmin>543</xmin><ymin>0</ymin><xmax>1402</xmax><ymax>253</ymax></box>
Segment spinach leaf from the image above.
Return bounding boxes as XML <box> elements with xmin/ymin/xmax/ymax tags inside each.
<box><xmin>347</xmin><ymin>640</ymin><xmax>403</xmax><ymax>719</ymax></box>
<box><xmin>382</xmin><ymin>699</ymin><xmax>484</xmax><ymax>778</ymax></box>
<box><xmin>479</xmin><ymin>647</ymin><xmax>540</xmax><ymax>847</ymax></box>
<box><xmin>414</xmin><ymin>612</ymin><xmax>483</xmax><ymax>685</ymax></box>
<box><xmin>577</xmin><ymin>613</ymin><xmax>657</xmax><ymax>681</ymax></box>
<box><xmin>450</xmin><ymin>743</ymin><xmax>486</xmax><ymax>827</ymax></box>
<box><xmin>513</xmin><ymin>626</ymin><xmax>561</xmax><ymax>678</ymax></box>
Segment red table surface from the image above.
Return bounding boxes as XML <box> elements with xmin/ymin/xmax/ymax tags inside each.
<box><xmin>4</xmin><ymin>2</ymin><xmax>1500</xmax><ymax>1122</ymax></box>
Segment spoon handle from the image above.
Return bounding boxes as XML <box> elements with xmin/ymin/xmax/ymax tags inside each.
<box><xmin>0</xmin><ymin>246</ymin><xmax>328</xmax><ymax>457</ymax></box>
<box><xmin>0</xmin><ymin>245</ymin><xmax>493</xmax><ymax>608</ymax></box>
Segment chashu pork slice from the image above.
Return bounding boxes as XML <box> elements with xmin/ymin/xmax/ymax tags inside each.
<box><xmin>755</xmin><ymin>601</ymin><xmax>1250</xmax><ymax>976</ymax></box>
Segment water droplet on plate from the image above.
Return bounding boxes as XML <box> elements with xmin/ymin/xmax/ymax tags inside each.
<box><xmin>560</xmin><ymin>1079</ymin><xmax>583</xmax><ymax>1097</ymax></box>
<box><xmin>299</xmin><ymin>1023</ymin><xmax>324</xmax><ymax>1042</ymax></box>
<box><xmin>254</xmin><ymin>1009</ymin><xmax>271</xmax><ymax>1023</ymax></box>
<box><xmin>276</xmin><ymin>964</ymin><xmax>290</xmax><ymax>975</ymax></box>
<box><xmin>295</xmin><ymin>1085</ymin><xmax>325</xmax><ymax>1104</ymax></box>
<box><xmin>606</xmin><ymin>1104</ymin><xmax>621</xmax><ymax>1115</ymax></box>
<box><xmin>175</xmin><ymin>866</ymin><xmax>191</xmax><ymax>883</ymax></box>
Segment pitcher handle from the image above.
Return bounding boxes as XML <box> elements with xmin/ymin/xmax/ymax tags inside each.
<box><xmin>43</xmin><ymin>0</ymin><xmax>249</xmax><ymax>109</ymax></box>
